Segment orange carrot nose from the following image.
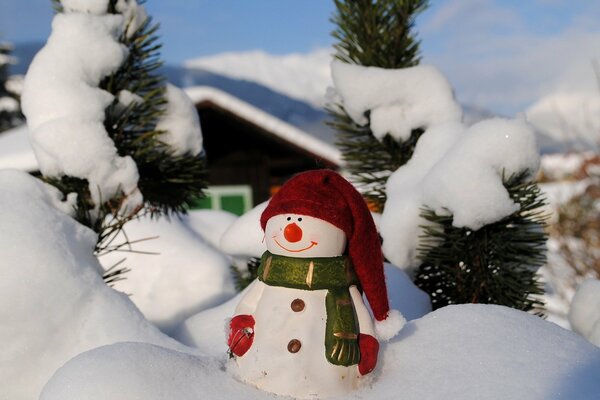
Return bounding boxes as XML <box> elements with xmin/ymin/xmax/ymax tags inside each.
<box><xmin>284</xmin><ymin>222</ymin><xmax>303</xmax><ymax>242</ymax></box>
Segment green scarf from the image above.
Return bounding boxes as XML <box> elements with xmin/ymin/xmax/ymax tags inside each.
<box><xmin>257</xmin><ymin>251</ymin><xmax>360</xmax><ymax>367</ymax></box>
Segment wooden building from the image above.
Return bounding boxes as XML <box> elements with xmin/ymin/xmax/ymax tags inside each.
<box><xmin>186</xmin><ymin>87</ymin><xmax>341</xmax><ymax>215</ymax></box>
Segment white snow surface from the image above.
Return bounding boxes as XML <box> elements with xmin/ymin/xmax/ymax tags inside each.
<box><xmin>156</xmin><ymin>83</ymin><xmax>203</xmax><ymax>156</ymax></box>
<box><xmin>0</xmin><ymin>125</ymin><xmax>37</xmax><ymax>171</ymax></box>
<box><xmin>526</xmin><ymin>92</ymin><xmax>600</xmax><ymax>151</ymax></box>
<box><xmin>21</xmin><ymin>10</ymin><xmax>142</xmax><ymax>213</ymax></box>
<box><xmin>61</xmin><ymin>0</ymin><xmax>147</xmax><ymax>35</ymax></box>
<box><xmin>184</xmin><ymin>208</ymin><xmax>238</xmax><ymax>250</ymax></box>
<box><xmin>0</xmin><ymin>170</ymin><xmax>187</xmax><ymax>400</ymax></box>
<box><xmin>381</xmin><ymin>117</ymin><xmax>539</xmax><ymax>270</ymax></box>
<box><xmin>185</xmin><ymin>86</ymin><xmax>342</xmax><ymax>166</ymax></box>
<box><xmin>569</xmin><ymin>279</ymin><xmax>600</xmax><ymax>346</ymax></box>
<box><xmin>219</xmin><ymin>200</ymin><xmax>268</xmax><ymax>257</ymax></box>
<box><xmin>42</xmin><ymin>304</ymin><xmax>600</xmax><ymax>400</ymax></box>
<box><xmin>184</xmin><ymin>49</ymin><xmax>333</xmax><ymax>107</ymax></box>
<box><xmin>0</xmin><ymin>95</ymin><xmax>19</xmax><ymax>112</ymax></box>
<box><xmin>99</xmin><ymin>212</ymin><xmax>236</xmax><ymax>333</ymax></box>
<box><xmin>173</xmin><ymin>263</ymin><xmax>431</xmax><ymax>356</ymax></box>
<box><xmin>331</xmin><ymin>61</ymin><xmax>463</xmax><ymax>142</ymax></box>
<box><xmin>61</xmin><ymin>0</ymin><xmax>110</xmax><ymax>14</ymax></box>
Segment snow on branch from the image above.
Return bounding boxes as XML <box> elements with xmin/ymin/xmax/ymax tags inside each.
<box><xmin>331</xmin><ymin>61</ymin><xmax>463</xmax><ymax>142</ymax></box>
<box><xmin>330</xmin><ymin>61</ymin><xmax>540</xmax><ymax>270</ymax></box>
<box><xmin>380</xmin><ymin>118</ymin><xmax>540</xmax><ymax>269</ymax></box>
<box><xmin>156</xmin><ymin>84</ymin><xmax>203</xmax><ymax>157</ymax></box>
<box><xmin>22</xmin><ymin>9</ymin><xmax>141</xmax><ymax>213</ymax></box>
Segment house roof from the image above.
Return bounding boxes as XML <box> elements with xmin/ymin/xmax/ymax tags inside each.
<box><xmin>0</xmin><ymin>87</ymin><xmax>342</xmax><ymax>172</ymax></box>
<box><xmin>185</xmin><ymin>86</ymin><xmax>342</xmax><ymax>166</ymax></box>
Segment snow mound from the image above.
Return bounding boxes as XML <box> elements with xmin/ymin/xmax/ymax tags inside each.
<box><xmin>220</xmin><ymin>201</ymin><xmax>268</xmax><ymax>258</ymax></box>
<box><xmin>41</xmin><ymin>305</ymin><xmax>600</xmax><ymax>400</ymax></box>
<box><xmin>172</xmin><ymin>263</ymin><xmax>431</xmax><ymax>357</ymax></box>
<box><xmin>569</xmin><ymin>279</ymin><xmax>600</xmax><ymax>346</ymax></box>
<box><xmin>0</xmin><ymin>124</ymin><xmax>38</xmax><ymax>171</ymax></box>
<box><xmin>99</xmin><ymin>213</ymin><xmax>236</xmax><ymax>333</ymax></box>
<box><xmin>331</xmin><ymin>61</ymin><xmax>462</xmax><ymax>141</ymax></box>
<box><xmin>0</xmin><ymin>170</ymin><xmax>186</xmax><ymax>400</ymax></box>
<box><xmin>184</xmin><ymin>209</ymin><xmax>238</xmax><ymax>250</ymax></box>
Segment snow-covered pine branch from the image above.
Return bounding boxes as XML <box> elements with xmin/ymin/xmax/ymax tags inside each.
<box><xmin>331</xmin><ymin>60</ymin><xmax>547</xmax><ymax>312</ymax></box>
<box><xmin>22</xmin><ymin>0</ymin><xmax>207</xmax><ymax>254</ymax></box>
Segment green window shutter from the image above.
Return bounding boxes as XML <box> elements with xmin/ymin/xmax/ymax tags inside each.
<box><xmin>189</xmin><ymin>196</ymin><xmax>212</xmax><ymax>210</ymax></box>
<box><xmin>221</xmin><ymin>195</ymin><xmax>246</xmax><ymax>216</ymax></box>
<box><xmin>188</xmin><ymin>185</ymin><xmax>252</xmax><ymax>215</ymax></box>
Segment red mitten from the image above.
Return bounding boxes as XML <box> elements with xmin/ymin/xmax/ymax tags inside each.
<box><xmin>227</xmin><ymin>315</ymin><xmax>255</xmax><ymax>357</ymax></box>
<box><xmin>358</xmin><ymin>333</ymin><xmax>379</xmax><ymax>375</ymax></box>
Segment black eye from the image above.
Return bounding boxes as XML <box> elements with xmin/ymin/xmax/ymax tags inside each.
<box><xmin>298</xmin><ymin>217</ymin><xmax>303</xmax><ymax>222</ymax></box>
<box><xmin>287</xmin><ymin>217</ymin><xmax>291</xmax><ymax>221</ymax></box>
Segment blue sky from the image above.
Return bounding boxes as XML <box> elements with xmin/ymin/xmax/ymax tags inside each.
<box><xmin>2</xmin><ymin>0</ymin><xmax>600</xmax><ymax>115</ymax></box>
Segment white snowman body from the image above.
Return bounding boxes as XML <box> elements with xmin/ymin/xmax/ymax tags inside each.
<box><xmin>231</xmin><ymin>214</ymin><xmax>376</xmax><ymax>398</ymax></box>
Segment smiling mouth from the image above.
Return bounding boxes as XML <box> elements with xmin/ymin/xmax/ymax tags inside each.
<box><xmin>273</xmin><ymin>237</ymin><xmax>318</xmax><ymax>253</ymax></box>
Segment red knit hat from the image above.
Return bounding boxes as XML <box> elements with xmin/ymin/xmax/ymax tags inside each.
<box><xmin>261</xmin><ymin>170</ymin><xmax>404</xmax><ymax>338</ymax></box>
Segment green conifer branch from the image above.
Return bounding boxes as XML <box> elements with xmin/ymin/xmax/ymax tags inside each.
<box><xmin>44</xmin><ymin>1</ymin><xmax>207</xmax><ymax>262</ymax></box>
<box><xmin>414</xmin><ymin>172</ymin><xmax>548</xmax><ymax>313</ymax></box>
<box><xmin>328</xmin><ymin>0</ymin><xmax>428</xmax><ymax>210</ymax></box>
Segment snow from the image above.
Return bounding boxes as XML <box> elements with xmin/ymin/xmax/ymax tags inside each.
<box><xmin>3</xmin><ymin>170</ymin><xmax>597</xmax><ymax>400</ymax></box>
<box><xmin>184</xmin><ymin>49</ymin><xmax>333</xmax><ymax>107</ymax></box>
<box><xmin>61</xmin><ymin>0</ymin><xmax>148</xmax><ymax>35</ymax></box>
<box><xmin>381</xmin><ymin>118</ymin><xmax>539</xmax><ymax>269</ymax></box>
<box><xmin>0</xmin><ymin>52</ymin><xmax>16</xmax><ymax>66</ymax></box>
<box><xmin>40</xmin><ymin>342</ymin><xmax>267</xmax><ymax>400</ymax></box>
<box><xmin>41</xmin><ymin>305</ymin><xmax>600</xmax><ymax>400</ymax></box>
<box><xmin>184</xmin><ymin>208</ymin><xmax>238</xmax><ymax>250</ymax></box>
<box><xmin>156</xmin><ymin>83</ymin><xmax>203</xmax><ymax>156</ymax></box>
<box><xmin>99</xmin><ymin>212</ymin><xmax>237</xmax><ymax>333</ymax></box>
<box><xmin>330</xmin><ymin>58</ymin><xmax>540</xmax><ymax>271</ymax></box>
<box><xmin>0</xmin><ymin>170</ymin><xmax>188</xmax><ymax>400</ymax></box>
<box><xmin>331</xmin><ymin>61</ymin><xmax>463</xmax><ymax>142</ymax></box>
<box><xmin>21</xmin><ymin>10</ymin><xmax>142</xmax><ymax>213</ymax></box>
<box><xmin>115</xmin><ymin>0</ymin><xmax>148</xmax><ymax>37</ymax></box>
<box><xmin>0</xmin><ymin>96</ymin><xmax>19</xmax><ymax>112</ymax></box>
<box><xmin>5</xmin><ymin>74</ymin><xmax>24</xmax><ymax>96</ymax></box>
<box><xmin>526</xmin><ymin>92</ymin><xmax>600</xmax><ymax>151</ymax></box>
<box><xmin>220</xmin><ymin>200</ymin><xmax>268</xmax><ymax>257</ymax></box>
<box><xmin>569</xmin><ymin>279</ymin><xmax>600</xmax><ymax>346</ymax></box>
<box><xmin>0</xmin><ymin>125</ymin><xmax>38</xmax><ymax>171</ymax></box>
<box><xmin>185</xmin><ymin>86</ymin><xmax>342</xmax><ymax>166</ymax></box>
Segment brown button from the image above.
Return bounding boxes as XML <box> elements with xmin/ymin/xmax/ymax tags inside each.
<box><xmin>290</xmin><ymin>298</ymin><xmax>305</xmax><ymax>312</ymax></box>
<box><xmin>287</xmin><ymin>339</ymin><xmax>302</xmax><ymax>353</ymax></box>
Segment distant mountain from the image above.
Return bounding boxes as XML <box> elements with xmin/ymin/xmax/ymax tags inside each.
<box><xmin>12</xmin><ymin>42</ymin><xmax>503</xmax><ymax>150</ymax></box>
<box><xmin>184</xmin><ymin>49</ymin><xmax>332</xmax><ymax>108</ymax></box>
<box><xmin>526</xmin><ymin>93</ymin><xmax>600</xmax><ymax>153</ymax></box>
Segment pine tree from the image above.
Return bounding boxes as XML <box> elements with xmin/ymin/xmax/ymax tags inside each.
<box><xmin>45</xmin><ymin>1</ymin><xmax>207</xmax><ymax>270</ymax></box>
<box><xmin>329</xmin><ymin>0</ymin><xmax>547</xmax><ymax>313</ymax></box>
<box><xmin>415</xmin><ymin>172</ymin><xmax>547</xmax><ymax>312</ymax></box>
<box><xmin>0</xmin><ymin>41</ymin><xmax>23</xmax><ymax>132</ymax></box>
<box><xmin>328</xmin><ymin>0</ymin><xmax>428</xmax><ymax>211</ymax></box>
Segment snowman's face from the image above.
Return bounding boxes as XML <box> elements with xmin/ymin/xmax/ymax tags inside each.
<box><xmin>264</xmin><ymin>214</ymin><xmax>347</xmax><ymax>258</ymax></box>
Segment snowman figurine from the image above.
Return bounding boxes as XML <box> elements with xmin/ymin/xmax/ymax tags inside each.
<box><xmin>227</xmin><ymin>170</ymin><xmax>404</xmax><ymax>398</ymax></box>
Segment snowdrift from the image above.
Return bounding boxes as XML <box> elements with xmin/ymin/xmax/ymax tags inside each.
<box><xmin>41</xmin><ymin>304</ymin><xmax>600</xmax><ymax>400</ymax></box>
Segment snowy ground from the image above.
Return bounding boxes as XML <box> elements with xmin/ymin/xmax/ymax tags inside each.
<box><xmin>2</xmin><ymin>169</ymin><xmax>600</xmax><ymax>400</ymax></box>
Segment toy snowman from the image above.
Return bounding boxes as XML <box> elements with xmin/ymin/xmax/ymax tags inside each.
<box><xmin>227</xmin><ymin>170</ymin><xmax>404</xmax><ymax>398</ymax></box>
